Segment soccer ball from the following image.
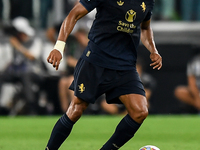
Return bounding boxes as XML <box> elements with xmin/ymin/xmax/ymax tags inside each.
<box><xmin>139</xmin><ymin>145</ymin><xmax>160</xmax><ymax>150</ymax></box>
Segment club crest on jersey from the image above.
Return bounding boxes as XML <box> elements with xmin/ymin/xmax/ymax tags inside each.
<box><xmin>78</xmin><ymin>83</ymin><xmax>85</xmax><ymax>93</ymax></box>
<box><xmin>117</xmin><ymin>0</ymin><xmax>124</xmax><ymax>6</ymax></box>
<box><xmin>141</xmin><ymin>2</ymin><xmax>146</xmax><ymax>12</ymax></box>
<box><xmin>125</xmin><ymin>10</ymin><xmax>136</xmax><ymax>22</ymax></box>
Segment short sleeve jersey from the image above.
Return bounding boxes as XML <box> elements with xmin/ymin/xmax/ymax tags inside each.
<box><xmin>80</xmin><ymin>0</ymin><xmax>155</xmax><ymax>70</ymax></box>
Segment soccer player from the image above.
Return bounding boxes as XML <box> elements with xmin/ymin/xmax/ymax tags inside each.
<box><xmin>46</xmin><ymin>0</ymin><xmax>162</xmax><ymax>149</ymax></box>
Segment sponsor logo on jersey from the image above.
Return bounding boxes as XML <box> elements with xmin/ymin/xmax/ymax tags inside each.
<box><xmin>116</xmin><ymin>2</ymin><xmax>147</xmax><ymax>33</ymax></box>
<box><xmin>117</xmin><ymin>9</ymin><xmax>136</xmax><ymax>33</ymax></box>
<box><xmin>125</xmin><ymin>9</ymin><xmax>136</xmax><ymax>22</ymax></box>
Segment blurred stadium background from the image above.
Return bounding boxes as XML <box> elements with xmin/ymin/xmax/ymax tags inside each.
<box><xmin>1</xmin><ymin>1</ymin><xmax>200</xmax><ymax>150</ymax></box>
<box><xmin>0</xmin><ymin>0</ymin><xmax>200</xmax><ymax>116</ymax></box>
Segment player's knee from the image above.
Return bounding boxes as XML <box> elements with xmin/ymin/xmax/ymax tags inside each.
<box><xmin>67</xmin><ymin>97</ymin><xmax>89</xmax><ymax>122</ymax></box>
<box><xmin>71</xmin><ymin>108</ymin><xmax>84</xmax><ymax>120</ymax></box>
<box><xmin>129</xmin><ymin>106</ymin><xmax>148</xmax><ymax>123</ymax></box>
<box><xmin>137</xmin><ymin>107</ymin><xmax>148</xmax><ymax>121</ymax></box>
<box><xmin>141</xmin><ymin>108</ymin><xmax>148</xmax><ymax>120</ymax></box>
<box><xmin>72</xmin><ymin>103</ymin><xmax>88</xmax><ymax>115</ymax></box>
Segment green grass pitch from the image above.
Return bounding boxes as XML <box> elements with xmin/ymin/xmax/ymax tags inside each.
<box><xmin>0</xmin><ymin>115</ymin><xmax>200</xmax><ymax>150</ymax></box>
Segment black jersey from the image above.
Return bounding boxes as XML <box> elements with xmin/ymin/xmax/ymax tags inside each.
<box><xmin>80</xmin><ymin>0</ymin><xmax>154</xmax><ymax>70</ymax></box>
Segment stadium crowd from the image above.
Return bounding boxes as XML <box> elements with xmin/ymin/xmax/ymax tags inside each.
<box><xmin>0</xmin><ymin>0</ymin><xmax>200</xmax><ymax>116</ymax></box>
<box><xmin>1</xmin><ymin>0</ymin><xmax>200</xmax><ymax>29</ymax></box>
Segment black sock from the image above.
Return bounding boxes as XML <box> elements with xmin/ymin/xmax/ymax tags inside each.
<box><xmin>100</xmin><ymin>114</ymin><xmax>141</xmax><ymax>150</ymax></box>
<box><xmin>45</xmin><ymin>113</ymin><xmax>75</xmax><ymax>150</ymax></box>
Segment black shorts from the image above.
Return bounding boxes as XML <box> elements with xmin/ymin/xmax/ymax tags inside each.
<box><xmin>69</xmin><ymin>58</ymin><xmax>145</xmax><ymax>104</ymax></box>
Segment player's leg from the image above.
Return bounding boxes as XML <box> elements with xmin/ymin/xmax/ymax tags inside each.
<box><xmin>45</xmin><ymin>96</ymin><xmax>89</xmax><ymax>150</ymax></box>
<box><xmin>100</xmin><ymin>94</ymin><xmax>148</xmax><ymax>150</ymax></box>
<box><xmin>120</xmin><ymin>94</ymin><xmax>148</xmax><ymax>123</ymax></box>
<box><xmin>46</xmin><ymin>58</ymin><xmax>101</xmax><ymax>150</ymax></box>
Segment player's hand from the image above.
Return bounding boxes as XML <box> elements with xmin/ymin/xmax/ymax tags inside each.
<box><xmin>47</xmin><ymin>49</ymin><xmax>62</xmax><ymax>70</ymax></box>
<box><xmin>150</xmin><ymin>52</ymin><xmax>162</xmax><ymax>70</ymax></box>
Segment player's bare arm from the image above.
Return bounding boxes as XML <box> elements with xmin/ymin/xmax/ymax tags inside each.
<box><xmin>140</xmin><ymin>20</ymin><xmax>162</xmax><ymax>70</ymax></box>
<box><xmin>47</xmin><ymin>2</ymin><xmax>88</xmax><ymax>70</ymax></box>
